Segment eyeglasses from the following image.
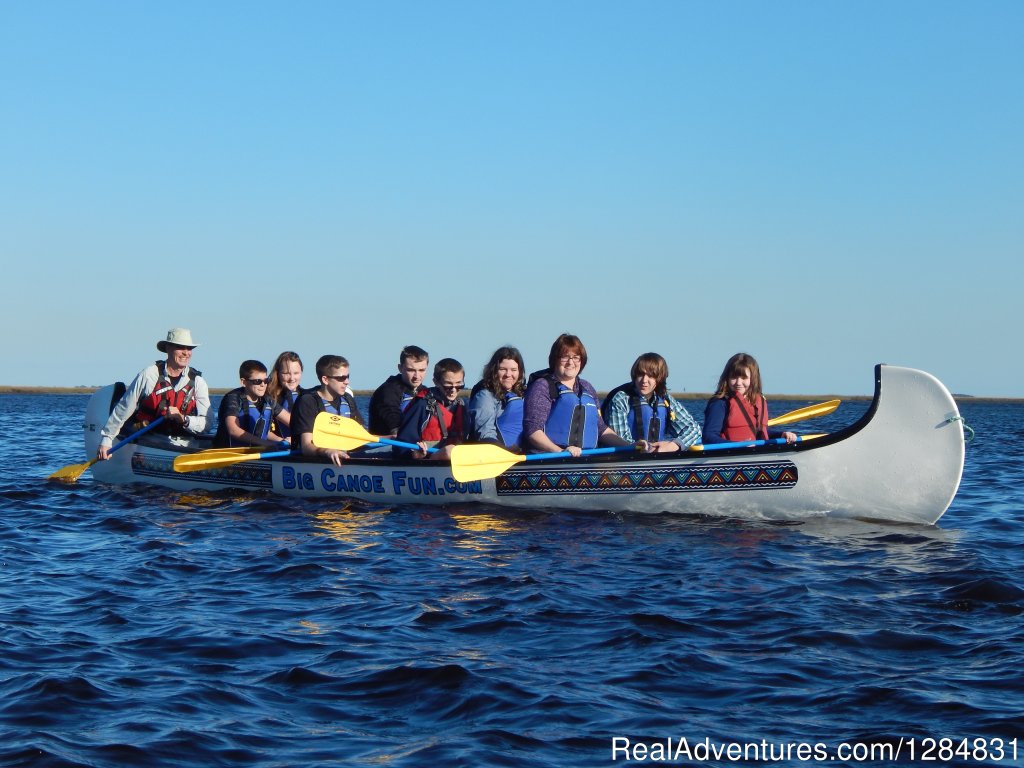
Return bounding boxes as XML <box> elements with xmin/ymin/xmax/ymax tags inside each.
<box><xmin>440</xmin><ymin>382</ymin><xmax>464</xmax><ymax>390</ymax></box>
<box><xmin>327</xmin><ymin>375</ymin><xmax>350</xmax><ymax>383</ymax></box>
<box><xmin>247</xmin><ymin>378</ymin><xmax>268</xmax><ymax>385</ymax></box>
<box><xmin>559</xmin><ymin>355</ymin><xmax>582</xmax><ymax>364</ymax></box>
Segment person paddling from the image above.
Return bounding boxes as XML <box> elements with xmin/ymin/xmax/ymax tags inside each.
<box><xmin>96</xmin><ymin>328</ymin><xmax>211</xmax><ymax>460</ymax></box>
<box><xmin>291</xmin><ymin>355</ymin><xmax>362</xmax><ymax>466</ymax></box>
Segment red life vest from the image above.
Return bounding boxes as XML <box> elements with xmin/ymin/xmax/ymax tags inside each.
<box><xmin>134</xmin><ymin>360</ymin><xmax>200</xmax><ymax>432</ymax></box>
<box><xmin>722</xmin><ymin>394</ymin><xmax>768</xmax><ymax>441</ymax></box>
<box><xmin>417</xmin><ymin>389</ymin><xmax>465</xmax><ymax>443</ymax></box>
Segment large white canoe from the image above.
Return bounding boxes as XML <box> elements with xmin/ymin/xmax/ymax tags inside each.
<box><xmin>81</xmin><ymin>365</ymin><xmax>965</xmax><ymax>525</ymax></box>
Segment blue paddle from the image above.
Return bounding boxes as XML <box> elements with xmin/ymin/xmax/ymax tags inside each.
<box><xmin>50</xmin><ymin>416</ymin><xmax>167</xmax><ymax>482</ymax></box>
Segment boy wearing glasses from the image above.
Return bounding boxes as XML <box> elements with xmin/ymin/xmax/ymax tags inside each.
<box><xmin>214</xmin><ymin>360</ymin><xmax>290</xmax><ymax>449</ymax></box>
<box><xmin>396</xmin><ymin>358</ymin><xmax>467</xmax><ymax>460</ymax></box>
<box><xmin>291</xmin><ymin>355</ymin><xmax>363</xmax><ymax>465</ymax></box>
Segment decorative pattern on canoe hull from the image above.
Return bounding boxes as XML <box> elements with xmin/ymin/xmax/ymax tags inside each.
<box><xmin>495</xmin><ymin>462</ymin><xmax>798</xmax><ymax>496</ymax></box>
<box><xmin>131</xmin><ymin>452</ymin><xmax>274</xmax><ymax>489</ymax></box>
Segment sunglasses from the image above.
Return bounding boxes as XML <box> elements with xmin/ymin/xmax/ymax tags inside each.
<box><xmin>247</xmin><ymin>378</ymin><xmax>268</xmax><ymax>385</ymax></box>
<box><xmin>326</xmin><ymin>375</ymin><xmax>350</xmax><ymax>383</ymax></box>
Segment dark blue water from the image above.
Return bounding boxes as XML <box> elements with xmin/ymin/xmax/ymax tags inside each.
<box><xmin>2</xmin><ymin>395</ymin><xmax>1022</xmax><ymax>767</ymax></box>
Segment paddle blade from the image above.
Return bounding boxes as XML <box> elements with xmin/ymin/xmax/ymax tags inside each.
<box><xmin>48</xmin><ymin>458</ymin><xmax>97</xmax><ymax>483</ymax></box>
<box><xmin>173</xmin><ymin>451</ymin><xmax>263</xmax><ymax>473</ymax></box>
<box><xmin>767</xmin><ymin>399</ymin><xmax>840</xmax><ymax>427</ymax></box>
<box><xmin>313</xmin><ymin>413</ymin><xmax>377</xmax><ymax>450</ymax></box>
<box><xmin>451</xmin><ymin>443</ymin><xmax>526</xmax><ymax>482</ymax></box>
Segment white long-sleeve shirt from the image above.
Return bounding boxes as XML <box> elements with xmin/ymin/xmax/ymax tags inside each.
<box><xmin>99</xmin><ymin>362</ymin><xmax>211</xmax><ymax>447</ymax></box>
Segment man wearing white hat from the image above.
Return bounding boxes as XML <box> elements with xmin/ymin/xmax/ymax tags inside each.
<box><xmin>96</xmin><ymin>328</ymin><xmax>212</xmax><ymax>460</ymax></box>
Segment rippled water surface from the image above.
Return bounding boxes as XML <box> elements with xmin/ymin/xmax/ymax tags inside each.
<box><xmin>2</xmin><ymin>395</ymin><xmax>1022</xmax><ymax>767</ymax></box>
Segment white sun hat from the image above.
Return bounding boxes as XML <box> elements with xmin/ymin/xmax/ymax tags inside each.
<box><xmin>157</xmin><ymin>327</ymin><xmax>200</xmax><ymax>352</ymax></box>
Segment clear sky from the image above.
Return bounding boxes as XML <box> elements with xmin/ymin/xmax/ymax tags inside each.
<box><xmin>2</xmin><ymin>2</ymin><xmax>1020</xmax><ymax>396</ymax></box>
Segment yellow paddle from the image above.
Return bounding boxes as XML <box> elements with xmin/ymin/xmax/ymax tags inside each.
<box><xmin>200</xmin><ymin>445</ymin><xmax>268</xmax><ymax>455</ymax></box>
<box><xmin>767</xmin><ymin>399</ymin><xmax>840</xmax><ymax>427</ymax></box>
<box><xmin>451</xmin><ymin>443</ymin><xmax>637</xmax><ymax>483</ymax></box>
<box><xmin>173</xmin><ymin>446</ymin><xmax>293</xmax><ymax>473</ymax></box>
<box><xmin>312</xmin><ymin>413</ymin><xmax>435</xmax><ymax>453</ymax></box>
<box><xmin>49</xmin><ymin>416</ymin><xmax>166</xmax><ymax>483</ymax></box>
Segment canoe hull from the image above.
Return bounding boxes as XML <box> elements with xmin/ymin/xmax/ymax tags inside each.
<box><xmin>82</xmin><ymin>365</ymin><xmax>965</xmax><ymax>525</ymax></box>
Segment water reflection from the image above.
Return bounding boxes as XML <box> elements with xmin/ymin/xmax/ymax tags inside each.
<box><xmin>294</xmin><ymin>619</ymin><xmax>326</xmax><ymax>635</ymax></box>
<box><xmin>449</xmin><ymin>513</ymin><xmax>514</xmax><ymax>535</ymax></box>
<box><xmin>311</xmin><ymin>505</ymin><xmax>388</xmax><ymax>548</ymax></box>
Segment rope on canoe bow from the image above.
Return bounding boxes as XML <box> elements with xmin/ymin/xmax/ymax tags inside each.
<box><xmin>946</xmin><ymin>415</ymin><xmax>975</xmax><ymax>442</ymax></box>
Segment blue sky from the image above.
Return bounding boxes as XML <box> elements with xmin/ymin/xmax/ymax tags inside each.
<box><xmin>3</xmin><ymin>2</ymin><xmax>1020</xmax><ymax>396</ymax></box>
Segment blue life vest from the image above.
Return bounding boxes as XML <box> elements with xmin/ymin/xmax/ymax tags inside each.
<box><xmin>628</xmin><ymin>393</ymin><xmax>670</xmax><ymax>443</ymax></box>
<box><xmin>495</xmin><ymin>391</ymin><xmax>524</xmax><ymax>449</ymax></box>
<box><xmin>601</xmin><ymin>383</ymin><xmax>673</xmax><ymax>443</ymax></box>
<box><xmin>233</xmin><ymin>395</ymin><xmax>274</xmax><ymax>445</ymax></box>
<box><xmin>399</xmin><ymin>390</ymin><xmax>418</xmax><ymax>413</ymax></box>
<box><xmin>320</xmin><ymin>395</ymin><xmax>353</xmax><ymax>418</ymax></box>
<box><xmin>545</xmin><ymin>380</ymin><xmax>599</xmax><ymax>449</ymax></box>
<box><xmin>276</xmin><ymin>390</ymin><xmax>300</xmax><ymax>439</ymax></box>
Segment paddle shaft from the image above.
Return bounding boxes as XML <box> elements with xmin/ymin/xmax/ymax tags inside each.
<box><xmin>246</xmin><ymin>449</ymin><xmax>294</xmax><ymax>460</ymax></box>
<box><xmin>375</xmin><ymin>437</ymin><xmax>439</xmax><ymax>454</ymax></box>
<box><xmin>692</xmin><ymin>436</ymin><xmax>805</xmax><ymax>452</ymax></box>
<box><xmin>49</xmin><ymin>416</ymin><xmax>170</xmax><ymax>481</ymax></box>
<box><xmin>525</xmin><ymin>445</ymin><xmax>637</xmax><ymax>462</ymax></box>
<box><xmin>173</xmin><ymin>441</ymin><xmax>400</xmax><ymax>473</ymax></box>
<box><xmin>107</xmin><ymin>415</ymin><xmax>166</xmax><ymax>455</ymax></box>
<box><xmin>222</xmin><ymin>443</ymin><xmax>390</xmax><ymax>461</ymax></box>
<box><xmin>172</xmin><ymin>447</ymin><xmax>297</xmax><ymax>473</ymax></box>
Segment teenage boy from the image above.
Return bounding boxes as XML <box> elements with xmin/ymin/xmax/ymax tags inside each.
<box><xmin>396</xmin><ymin>358</ymin><xmax>467</xmax><ymax>459</ymax></box>
<box><xmin>368</xmin><ymin>345</ymin><xmax>429</xmax><ymax>437</ymax></box>
<box><xmin>291</xmin><ymin>355</ymin><xmax>362</xmax><ymax>465</ymax></box>
<box><xmin>214</xmin><ymin>360</ymin><xmax>290</xmax><ymax>448</ymax></box>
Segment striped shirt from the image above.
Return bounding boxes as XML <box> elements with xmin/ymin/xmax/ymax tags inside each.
<box><xmin>604</xmin><ymin>389</ymin><xmax>701</xmax><ymax>448</ymax></box>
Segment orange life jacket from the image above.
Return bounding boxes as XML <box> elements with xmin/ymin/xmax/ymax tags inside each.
<box><xmin>134</xmin><ymin>360</ymin><xmax>200</xmax><ymax>433</ymax></box>
<box><xmin>417</xmin><ymin>389</ymin><xmax>465</xmax><ymax>443</ymax></box>
<box><xmin>722</xmin><ymin>394</ymin><xmax>768</xmax><ymax>441</ymax></box>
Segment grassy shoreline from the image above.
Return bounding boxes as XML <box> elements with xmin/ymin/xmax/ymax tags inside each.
<box><xmin>2</xmin><ymin>385</ymin><xmax>1017</xmax><ymax>402</ymax></box>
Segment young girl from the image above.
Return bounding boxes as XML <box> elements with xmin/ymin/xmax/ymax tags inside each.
<box><xmin>268</xmin><ymin>350</ymin><xmax>303</xmax><ymax>440</ymax></box>
<box><xmin>467</xmin><ymin>345</ymin><xmax>527</xmax><ymax>450</ymax></box>
<box><xmin>702</xmin><ymin>353</ymin><xmax>797</xmax><ymax>445</ymax></box>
